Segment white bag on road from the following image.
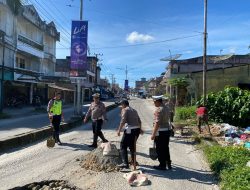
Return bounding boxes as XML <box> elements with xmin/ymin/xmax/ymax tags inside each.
<box><xmin>123</xmin><ymin>170</ymin><xmax>150</xmax><ymax>187</ymax></box>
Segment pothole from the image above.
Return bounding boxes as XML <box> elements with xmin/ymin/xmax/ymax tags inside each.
<box><xmin>9</xmin><ymin>180</ymin><xmax>81</xmax><ymax>190</ymax></box>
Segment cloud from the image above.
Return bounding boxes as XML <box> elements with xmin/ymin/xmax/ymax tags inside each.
<box><xmin>126</xmin><ymin>31</ymin><xmax>154</xmax><ymax>44</ymax></box>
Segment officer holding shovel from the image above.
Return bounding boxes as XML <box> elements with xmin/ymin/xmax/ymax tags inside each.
<box><xmin>117</xmin><ymin>99</ymin><xmax>143</xmax><ymax>169</ymax></box>
<box><xmin>47</xmin><ymin>92</ymin><xmax>64</xmax><ymax>145</ymax></box>
<box><xmin>151</xmin><ymin>95</ymin><xmax>172</xmax><ymax>170</ymax></box>
<box><xmin>83</xmin><ymin>93</ymin><xmax>108</xmax><ymax>148</ymax></box>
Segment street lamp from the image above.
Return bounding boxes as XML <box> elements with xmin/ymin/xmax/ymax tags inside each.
<box><xmin>0</xmin><ymin>30</ymin><xmax>6</xmax><ymax>113</ymax></box>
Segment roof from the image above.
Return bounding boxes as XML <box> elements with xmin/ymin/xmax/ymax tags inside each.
<box><xmin>170</xmin><ymin>54</ymin><xmax>250</xmax><ymax>65</ymax></box>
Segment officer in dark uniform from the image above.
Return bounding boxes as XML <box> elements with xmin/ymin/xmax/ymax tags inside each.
<box><xmin>47</xmin><ymin>92</ymin><xmax>64</xmax><ymax>145</ymax></box>
<box><xmin>151</xmin><ymin>95</ymin><xmax>172</xmax><ymax>170</ymax></box>
<box><xmin>117</xmin><ymin>99</ymin><xmax>142</xmax><ymax>169</ymax></box>
<box><xmin>84</xmin><ymin>93</ymin><xmax>108</xmax><ymax>148</ymax></box>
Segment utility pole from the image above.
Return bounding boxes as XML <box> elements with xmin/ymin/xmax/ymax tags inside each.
<box><xmin>93</xmin><ymin>53</ymin><xmax>102</xmax><ymax>91</ymax></box>
<box><xmin>125</xmin><ymin>65</ymin><xmax>128</xmax><ymax>80</ymax></box>
<box><xmin>76</xmin><ymin>0</ymin><xmax>84</xmax><ymax>115</ymax></box>
<box><xmin>80</xmin><ymin>0</ymin><xmax>83</xmax><ymax>20</ymax></box>
<box><xmin>110</xmin><ymin>74</ymin><xmax>114</xmax><ymax>92</ymax></box>
<box><xmin>203</xmin><ymin>0</ymin><xmax>208</xmax><ymax>105</ymax></box>
<box><xmin>0</xmin><ymin>31</ymin><xmax>5</xmax><ymax>113</ymax></box>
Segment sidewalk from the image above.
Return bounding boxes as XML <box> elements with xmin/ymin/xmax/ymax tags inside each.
<box><xmin>0</xmin><ymin>100</ymin><xmax>115</xmax><ymax>141</ymax></box>
<box><xmin>0</xmin><ymin>100</ymin><xmax>118</xmax><ymax>153</ymax></box>
<box><xmin>2</xmin><ymin>103</ymin><xmax>75</xmax><ymax>119</ymax></box>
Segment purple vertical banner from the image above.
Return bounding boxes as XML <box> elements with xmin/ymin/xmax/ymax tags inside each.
<box><xmin>124</xmin><ymin>80</ymin><xmax>129</xmax><ymax>91</ymax></box>
<box><xmin>70</xmin><ymin>20</ymin><xmax>88</xmax><ymax>75</ymax></box>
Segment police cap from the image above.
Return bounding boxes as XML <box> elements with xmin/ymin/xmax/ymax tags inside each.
<box><xmin>121</xmin><ymin>99</ymin><xmax>129</xmax><ymax>106</ymax></box>
<box><xmin>152</xmin><ymin>95</ymin><xmax>163</xmax><ymax>101</ymax></box>
<box><xmin>92</xmin><ymin>93</ymin><xmax>100</xmax><ymax>98</ymax></box>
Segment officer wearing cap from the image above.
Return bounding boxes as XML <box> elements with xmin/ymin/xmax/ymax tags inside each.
<box><xmin>83</xmin><ymin>93</ymin><xmax>108</xmax><ymax>148</ymax></box>
<box><xmin>117</xmin><ymin>99</ymin><xmax>142</xmax><ymax>169</ymax></box>
<box><xmin>47</xmin><ymin>92</ymin><xmax>64</xmax><ymax>145</ymax></box>
<box><xmin>151</xmin><ymin>95</ymin><xmax>172</xmax><ymax>170</ymax></box>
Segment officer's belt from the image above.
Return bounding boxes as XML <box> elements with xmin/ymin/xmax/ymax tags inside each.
<box><xmin>92</xmin><ymin>117</ymin><xmax>103</xmax><ymax>121</ymax></box>
<box><xmin>156</xmin><ymin>128</ymin><xmax>170</xmax><ymax>136</ymax></box>
<box><xmin>125</xmin><ymin>124</ymin><xmax>140</xmax><ymax>134</ymax></box>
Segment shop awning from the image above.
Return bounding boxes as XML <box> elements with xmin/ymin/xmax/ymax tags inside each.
<box><xmin>48</xmin><ymin>84</ymin><xmax>75</xmax><ymax>92</ymax></box>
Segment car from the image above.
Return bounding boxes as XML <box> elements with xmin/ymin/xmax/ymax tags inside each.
<box><xmin>82</xmin><ymin>104</ymin><xmax>90</xmax><ymax>118</ymax></box>
<box><xmin>122</xmin><ymin>94</ymin><xmax>128</xmax><ymax>99</ymax></box>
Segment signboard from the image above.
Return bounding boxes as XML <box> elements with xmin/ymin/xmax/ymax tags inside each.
<box><xmin>124</xmin><ymin>79</ymin><xmax>129</xmax><ymax>91</ymax></box>
<box><xmin>70</xmin><ymin>20</ymin><xmax>88</xmax><ymax>76</ymax></box>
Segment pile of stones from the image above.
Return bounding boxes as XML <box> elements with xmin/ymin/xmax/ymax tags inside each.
<box><xmin>10</xmin><ymin>180</ymin><xmax>80</xmax><ymax>190</ymax></box>
<box><xmin>80</xmin><ymin>146</ymin><xmax>122</xmax><ymax>172</ymax></box>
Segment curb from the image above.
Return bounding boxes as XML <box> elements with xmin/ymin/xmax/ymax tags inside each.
<box><xmin>0</xmin><ymin>103</ymin><xmax>119</xmax><ymax>154</ymax></box>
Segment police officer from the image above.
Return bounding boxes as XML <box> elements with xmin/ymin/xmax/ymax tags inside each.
<box><xmin>151</xmin><ymin>95</ymin><xmax>172</xmax><ymax>170</ymax></box>
<box><xmin>117</xmin><ymin>99</ymin><xmax>142</xmax><ymax>169</ymax></box>
<box><xmin>47</xmin><ymin>92</ymin><xmax>64</xmax><ymax>145</ymax></box>
<box><xmin>84</xmin><ymin>93</ymin><xmax>108</xmax><ymax>148</ymax></box>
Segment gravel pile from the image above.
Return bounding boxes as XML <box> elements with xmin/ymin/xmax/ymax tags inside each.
<box><xmin>80</xmin><ymin>146</ymin><xmax>122</xmax><ymax>172</ymax></box>
<box><xmin>9</xmin><ymin>180</ymin><xmax>81</xmax><ymax>190</ymax></box>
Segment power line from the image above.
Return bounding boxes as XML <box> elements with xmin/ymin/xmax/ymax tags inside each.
<box><xmin>92</xmin><ymin>34</ymin><xmax>202</xmax><ymax>49</ymax></box>
<box><xmin>25</xmin><ymin>0</ymin><xmax>70</xmax><ymax>47</ymax></box>
<box><xmin>49</xmin><ymin>0</ymin><xmax>72</xmax><ymax>23</ymax></box>
<box><xmin>30</xmin><ymin>0</ymin><xmax>72</xmax><ymax>43</ymax></box>
<box><xmin>30</xmin><ymin>34</ymin><xmax>202</xmax><ymax>50</ymax></box>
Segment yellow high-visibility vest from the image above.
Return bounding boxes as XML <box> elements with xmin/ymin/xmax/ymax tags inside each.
<box><xmin>50</xmin><ymin>100</ymin><xmax>62</xmax><ymax>115</ymax></box>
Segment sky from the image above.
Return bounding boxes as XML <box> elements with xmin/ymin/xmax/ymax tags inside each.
<box><xmin>25</xmin><ymin>0</ymin><xmax>250</xmax><ymax>88</ymax></box>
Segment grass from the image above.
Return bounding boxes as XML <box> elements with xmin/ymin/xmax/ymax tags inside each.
<box><xmin>197</xmin><ymin>140</ymin><xmax>250</xmax><ymax>190</ymax></box>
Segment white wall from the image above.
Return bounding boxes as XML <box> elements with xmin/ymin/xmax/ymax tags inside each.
<box><xmin>17</xmin><ymin>17</ymin><xmax>43</xmax><ymax>45</ymax></box>
<box><xmin>0</xmin><ymin>6</ymin><xmax>14</xmax><ymax>37</ymax></box>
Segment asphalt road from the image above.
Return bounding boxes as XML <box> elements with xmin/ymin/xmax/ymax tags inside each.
<box><xmin>0</xmin><ymin>98</ymin><xmax>218</xmax><ymax>190</ymax></box>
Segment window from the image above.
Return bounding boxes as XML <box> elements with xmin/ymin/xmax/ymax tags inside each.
<box><xmin>19</xmin><ymin>58</ymin><xmax>25</xmax><ymax>69</ymax></box>
<box><xmin>16</xmin><ymin>57</ymin><xmax>19</xmax><ymax>67</ymax></box>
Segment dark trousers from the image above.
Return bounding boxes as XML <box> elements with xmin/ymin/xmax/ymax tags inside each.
<box><xmin>92</xmin><ymin>119</ymin><xmax>107</xmax><ymax>145</ymax></box>
<box><xmin>52</xmin><ymin>115</ymin><xmax>61</xmax><ymax>142</ymax></box>
<box><xmin>155</xmin><ymin>130</ymin><xmax>171</xmax><ymax>167</ymax></box>
<box><xmin>120</xmin><ymin>128</ymin><xmax>140</xmax><ymax>165</ymax></box>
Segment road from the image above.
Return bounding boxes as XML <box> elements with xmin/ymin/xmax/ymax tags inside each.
<box><xmin>0</xmin><ymin>98</ymin><xmax>218</xmax><ymax>190</ymax></box>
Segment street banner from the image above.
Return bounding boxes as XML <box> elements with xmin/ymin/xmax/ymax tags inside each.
<box><xmin>70</xmin><ymin>20</ymin><xmax>88</xmax><ymax>75</ymax></box>
<box><xmin>124</xmin><ymin>79</ymin><xmax>129</xmax><ymax>91</ymax></box>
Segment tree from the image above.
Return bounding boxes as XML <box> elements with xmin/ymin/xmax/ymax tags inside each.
<box><xmin>167</xmin><ymin>77</ymin><xmax>189</xmax><ymax>106</ymax></box>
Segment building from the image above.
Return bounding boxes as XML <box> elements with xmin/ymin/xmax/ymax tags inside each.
<box><xmin>146</xmin><ymin>76</ymin><xmax>164</xmax><ymax>96</ymax></box>
<box><xmin>0</xmin><ymin>1</ymin><xmax>60</xmax><ymax>107</ymax></box>
<box><xmin>163</xmin><ymin>54</ymin><xmax>250</xmax><ymax>104</ymax></box>
<box><xmin>135</xmin><ymin>78</ymin><xmax>147</xmax><ymax>92</ymax></box>
<box><xmin>55</xmin><ymin>56</ymin><xmax>106</xmax><ymax>101</ymax></box>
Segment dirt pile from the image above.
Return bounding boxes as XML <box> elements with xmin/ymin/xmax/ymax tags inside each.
<box><xmin>80</xmin><ymin>145</ymin><xmax>122</xmax><ymax>172</ymax></box>
<box><xmin>9</xmin><ymin>180</ymin><xmax>80</xmax><ymax>190</ymax></box>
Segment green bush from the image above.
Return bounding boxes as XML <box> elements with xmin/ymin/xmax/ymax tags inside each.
<box><xmin>197</xmin><ymin>86</ymin><xmax>250</xmax><ymax>127</ymax></box>
<box><xmin>204</xmin><ymin>145</ymin><xmax>250</xmax><ymax>190</ymax></box>
<box><xmin>174</xmin><ymin>106</ymin><xmax>196</xmax><ymax>121</ymax></box>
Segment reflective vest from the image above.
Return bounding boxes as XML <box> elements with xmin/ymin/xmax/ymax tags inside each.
<box><xmin>50</xmin><ymin>100</ymin><xmax>62</xmax><ymax>115</ymax></box>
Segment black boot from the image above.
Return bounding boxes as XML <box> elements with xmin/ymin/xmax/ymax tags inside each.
<box><xmin>88</xmin><ymin>134</ymin><xmax>98</xmax><ymax>148</ymax></box>
<box><xmin>167</xmin><ymin>161</ymin><xmax>172</xmax><ymax>170</ymax></box>
<box><xmin>56</xmin><ymin>133</ymin><xmax>62</xmax><ymax>145</ymax></box>
<box><xmin>118</xmin><ymin>149</ymin><xmax>129</xmax><ymax>169</ymax></box>
<box><xmin>99</xmin><ymin>131</ymin><xmax>108</xmax><ymax>143</ymax></box>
